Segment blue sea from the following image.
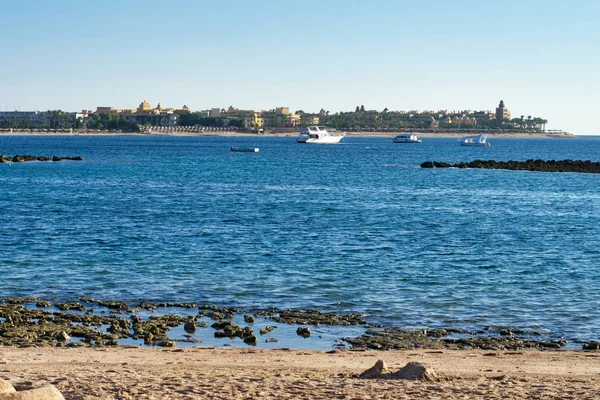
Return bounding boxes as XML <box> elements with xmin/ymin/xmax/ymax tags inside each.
<box><xmin>1</xmin><ymin>135</ymin><xmax>599</xmax><ymax>346</ymax></box>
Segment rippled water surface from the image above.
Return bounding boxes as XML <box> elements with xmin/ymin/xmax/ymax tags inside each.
<box><xmin>1</xmin><ymin>135</ymin><xmax>599</xmax><ymax>342</ymax></box>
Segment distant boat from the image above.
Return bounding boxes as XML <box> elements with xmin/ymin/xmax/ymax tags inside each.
<box><xmin>392</xmin><ymin>133</ymin><xmax>422</xmax><ymax>143</ymax></box>
<box><xmin>297</xmin><ymin>126</ymin><xmax>344</xmax><ymax>144</ymax></box>
<box><xmin>459</xmin><ymin>134</ymin><xmax>490</xmax><ymax>147</ymax></box>
<box><xmin>230</xmin><ymin>146</ymin><xmax>259</xmax><ymax>153</ymax></box>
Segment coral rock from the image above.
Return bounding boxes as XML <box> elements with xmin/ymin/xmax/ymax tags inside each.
<box><xmin>0</xmin><ymin>379</ymin><xmax>15</xmax><ymax>394</ymax></box>
<box><xmin>393</xmin><ymin>362</ymin><xmax>437</xmax><ymax>381</ymax></box>
<box><xmin>0</xmin><ymin>385</ymin><xmax>65</xmax><ymax>399</ymax></box>
<box><xmin>359</xmin><ymin>360</ymin><xmax>389</xmax><ymax>379</ymax></box>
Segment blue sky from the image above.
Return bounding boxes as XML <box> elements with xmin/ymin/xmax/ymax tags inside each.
<box><xmin>1</xmin><ymin>0</ymin><xmax>598</xmax><ymax>133</ymax></box>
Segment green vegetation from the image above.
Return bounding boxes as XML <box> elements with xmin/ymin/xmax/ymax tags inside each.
<box><xmin>301</xmin><ymin>107</ymin><xmax>549</xmax><ymax>132</ymax></box>
<box><xmin>511</xmin><ymin>115</ymin><xmax>548</xmax><ymax>131</ymax></box>
<box><xmin>178</xmin><ymin>112</ymin><xmax>244</xmax><ymax>128</ymax></box>
<box><xmin>0</xmin><ymin>106</ymin><xmax>550</xmax><ymax>133</ymax></box>
<box><xmin>0</xmin><ymin>111</ymin><xmax>139</xmax><ymax>132</ymax></box>
<box><xmin>85</xmin><ymin>113</ymin><xmax>139</xmax><ymax>132</ymax></box>
<box><xmin>0</xmin><ymin>110</ymin><xmax>85</xmax><ymax>130</ymax></box>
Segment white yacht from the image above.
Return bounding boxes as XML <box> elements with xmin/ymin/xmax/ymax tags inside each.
<box><xmin>459</xmin><ymin>134</ymin><xmax>490</xmax><ymax>147</ymax></box>
<box><xmin>392</xmin><ymin>133</ymin><xmax>422</xmax><ymax>143</ymax></box>
<box><xmin>296</xmin><ymin>126</ymin><xmax>344</xmax><ymax>144</ymax></box>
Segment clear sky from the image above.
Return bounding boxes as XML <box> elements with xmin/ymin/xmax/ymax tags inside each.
<box><xmin>1</xmin><ymin>0</ymin><xmax>598</xmax><ymax>134</ymax></box>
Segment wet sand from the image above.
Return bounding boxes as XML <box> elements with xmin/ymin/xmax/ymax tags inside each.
<box><xmin>0</xmin><ymin>347</ymin><xmax>598</xmax><ymax>399</ymax></box>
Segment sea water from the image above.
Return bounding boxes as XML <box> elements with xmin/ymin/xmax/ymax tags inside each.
<box><xmin>0</xmin><ymin>135</ymin><xmax>599</xmax><ymax>345</ymax></box>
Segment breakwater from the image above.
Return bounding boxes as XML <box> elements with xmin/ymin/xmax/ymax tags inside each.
<box><xmin>0</xmin><ymin>155</ymin><xmax>83</xmax><ymax>163</ymax></box>
<box><xmin>421</xmin><ymin>159</ymin><xmax>600</xmax><ymax>173</ymax></box>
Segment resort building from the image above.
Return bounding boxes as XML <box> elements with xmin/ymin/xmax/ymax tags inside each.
<box><xmin>94</xmin><ymin>101</ymin><xmax>191</xmax><ymax>126</ymax></box>
<box><xmin>95</xmin><ymin>101</ymin><xmax>190</xmax><ymax>116</ymax></box>
<box><xmin>217</xmin><ymin>106</ymin><xmax>302</xmax><ymax>130</ymax></box>
<box><xmin>496</xmin><ymin>100</ymin><xmax>511</xmax><ymax>121</ymax></box>
<box><xmin>0</xmin><ymin>110</ymin><xmax>47</xmax><ymax>122</ymax></box>
<box><xmin>0</xmin><ymin>110</ymin><xmax>88</xmax><ymax>124</ymax></box>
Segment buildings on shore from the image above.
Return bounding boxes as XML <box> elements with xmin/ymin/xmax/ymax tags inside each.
<box><xmin>0</xmin><ymin>110</ymin><xmax>89</xmax><ymax>124</ymax></box>
<box><xmin>94</xmin><ymin>100</ymin><xmax>190</xmax><ymax>126</ymax></box>
<box><xmin>213</xmin><ymin>106</ymin><xmax>318</xmax><ymax>130</ymax></box>
<box><xmin>496</xmin><ymin>100</ymin><xmax>511</xmax><ymax>121</ymax></box>
<box><xmin>1</xmin><ymin>100</ymin><xmax>535</xmax><ymax>131</ymax></box>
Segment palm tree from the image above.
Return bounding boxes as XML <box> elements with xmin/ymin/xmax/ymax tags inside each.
<box><xmin>520</xmin><ymin>115</ymin><xmax>525</xmax><ymax>131</ymax></box>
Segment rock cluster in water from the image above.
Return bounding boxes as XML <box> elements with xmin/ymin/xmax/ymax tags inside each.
<box><xmin>270</xmin><ymin>309</ymin><xmax>366</xmax><ymax>325</ymax></box>
<box><xmin>421</xmin><ymin>159</ymin><xmax>600</xmax><ymax>173</ymax></box>
<box><xmin>344</xmin><ymin>327</ymin><xmax>569</xmax><ymax>351</ymax></box>
<box><xmin>0</xmin><ymin>155</ymin><xmax>83</xmax><ymax>163</ymax></box>
<box><xmin>0</xmin><ymin>298</ymin><xmax>366</xmax><ymax>349</ymax></box>
<box><xmin>1</xmin><ymin>298</ymin><xmax>596</xmax><ymax>351</ymax></box>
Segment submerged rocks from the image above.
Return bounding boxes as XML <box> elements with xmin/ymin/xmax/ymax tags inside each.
<box><xmin>211</xmin><ymin>321</ymin><xmax>256</xmax><ymax>344</ymax></box>
<box><xmin>0</xmin><ymin>154</ymin><xmax>83</xmax><ymax>163</ymax></box>
<box><xmin>274</xmin><ymin>309</ymin><xmax>366</xmax><ymax>326</ymax></box>
<box><xmin>0</xmin><ymin>298</ymin><xmax>581</xmax><ymax>351</ymax></box>
<box><xmin>259</xmin><ymin>326</ymin><xmax>276</xmax><ymax>335</ymax></box>
<box><xmin>345</xmin><ymin>327</ymin><xmax>568</xmax><ymax>351</ymax></box>
<box><xmin>183</xmin><ymin>319</ymin><xmax>197</xmax><ymax>333</ymax></box>
<box><xmin>421</xmin><ymin>159</ymin><xmax>600</xmax><ymax>174</ymax></box>
<box><xmin>296</xmin><ymin>327</ymin><xmax>312</xmax><ymax>338</ymax></box>
<box><xmin>55</xmin><ymin>331</ymin><xmax>70</xmax><ymax>342</ymax></box>
<box><xmin>583</xmin><ymin>342</ymin><xmax>599</xmax><ymax>351</ymax></box>
<box><xmin>56</xmin><ymin>302</ymin><xmax>87</xmax><ymax>312</ymax></box>
<box><xmin>243</xmin><ymin>335</ymin><xmax>258</xmax><ymax>346</ymax></box>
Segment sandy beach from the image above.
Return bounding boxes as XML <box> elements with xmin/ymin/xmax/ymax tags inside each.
<box><xmin>0</xmin><ymin>347</ymin><xmax>598</xmax><ymax>399</ymax></box>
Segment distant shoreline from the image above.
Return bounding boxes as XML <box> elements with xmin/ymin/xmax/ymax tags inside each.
<box><xmin>0</xmin><ymin>130</ymin><xmax>578</xmax><ymax>139</ymax></box>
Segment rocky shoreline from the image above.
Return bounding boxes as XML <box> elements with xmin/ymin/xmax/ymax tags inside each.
<box><xmin>0</xmin><ymin>154</ymin><xmax>83</xmax><ymax>163</ymax></box>
<box><xmin>1</xmin><ymin>298</ymin><xmax>597</xmax><ymax>352</ymax></box>
<box><xmin>421</xmin><ymin>159</ymin><xmax>600</xmax><ymax>173</ymax></box>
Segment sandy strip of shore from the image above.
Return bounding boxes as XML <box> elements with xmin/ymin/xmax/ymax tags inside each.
<box><xmin>0</xmin><ymin>347</ymin><xmax>598</xmax><ymax>399</ymax></box>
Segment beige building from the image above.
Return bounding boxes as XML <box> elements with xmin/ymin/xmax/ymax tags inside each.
<box><xmin>94</xmin><ymin>100</ymin><xmax>190</xmax><ymax>127</ymax></box>
<box><xmin>222</xmin><ymin>106</ymin><xmax>301</xmax><ymax>130</ymax></box>
<box><xmin>95</xmin><ymin>100</ymin><xmax>190</xmax><ymax>116</ymax></box>
<box><xmin>496</xmin><ymin>100</ymin><xmax>511</xmax><ymax>121</ymax></box>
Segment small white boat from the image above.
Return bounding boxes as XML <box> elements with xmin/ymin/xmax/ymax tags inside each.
<box><xmin>459</xmin><ymin>134</ymin><xmax>490</xmax><ymax>147</ymax></box>
<box><xmin>297</xmin><ymin>126</ymin><xmax>344</xmax><ymax>144</ymax></box>
<box><xmin>392</xmin><ymin>133</ymin><xmax>422</xmax><ymax>143</ymax></box>
<box><xmin>230</xmin><ymin>146</ymin><xmax>259</xmax><ymax>152</ymax></box>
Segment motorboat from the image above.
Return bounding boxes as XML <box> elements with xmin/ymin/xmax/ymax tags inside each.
<box><xmin>391</xmin><ymin>133</ymin><xmax>422</xmax><ymax>143</ymax></box>
<box><xmin>459</xmin><ymin>134</ymin><xmax>490</xmax><ymax>147</ymax></box>
<box><xmin>296</xmin><ymin>126</ymin><xmax>344</xmax><ymax>144</ymax></box>
<box><xmin>230</xmin><ymin>146</ymin><xmax>259</xmax><ymax>152</ymax></box>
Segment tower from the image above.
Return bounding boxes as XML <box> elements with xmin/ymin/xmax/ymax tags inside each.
<box><xmin>496</xmin><ymin>100</ymin><xmax>511</xmax><ymax>121</ymax></box>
